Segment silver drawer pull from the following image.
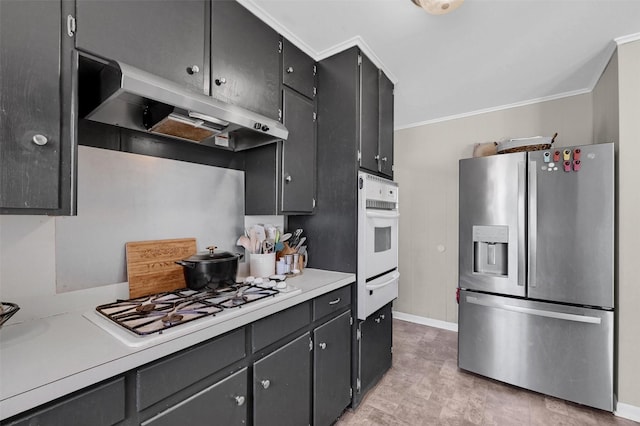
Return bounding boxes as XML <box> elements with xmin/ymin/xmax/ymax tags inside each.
<box><xmin>235</xmin><ymin>395</ymin><xmax>245</xmax><ymax>406</ymax></box>
<box><xmin>328</xmin><ymin>298</ymin><xmax>341</xmax><ymax>305</ymax></box>
<box><xmin>32</xmin><ymin>134</ymin><xmax>48</xmax><ymax>146</ymax></box>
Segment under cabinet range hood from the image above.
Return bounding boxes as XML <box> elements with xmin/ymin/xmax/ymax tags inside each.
<box><xmin>79</xmin><ymin>58</ymin><xmax>288</xmax><ymax>151</ymax></box>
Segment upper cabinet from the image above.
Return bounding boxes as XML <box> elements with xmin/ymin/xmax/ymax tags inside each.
<box><xmin>210</xmin><ymin>1</ymin><xmax>281</xmax><ymax>121</ymax></box>
<box><xmin>378</xmin><ymin>72</ymin><xmax>394</xmax><ymax>178</ymax></box>
<box><xmin>359</xmin><ymin>56</ymin><xmax>394</xmax><ymax>179</ymax></box>
<box><xmin>282</xmin><ymin>39</ymin><xmax>316</xmax><ymax>99</ymax></box>
<box><xmin>0</xmin><ymin>0</ymin><xmax>76</xmax><ymax>215</ymax></box>
<box><xmin>244</xmin><ymin>38</ymin><xmax>317</xmax><ymax>216</ymax></box>
<box><xmin>75</xmin><ymin>0</ymin><xmax>208</xmax><ymax>94</ymax></box>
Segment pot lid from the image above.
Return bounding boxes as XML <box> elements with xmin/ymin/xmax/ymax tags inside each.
<box><xmin>183</xmin><ymin>246</ymin><xmax>239</xmax><ymax>263</ymax></box>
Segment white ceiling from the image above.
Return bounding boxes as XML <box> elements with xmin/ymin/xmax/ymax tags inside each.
<box><xmin>241</xmin><ymin>0</ymin><xmax>640</xmax><ymax>129</ymax></box>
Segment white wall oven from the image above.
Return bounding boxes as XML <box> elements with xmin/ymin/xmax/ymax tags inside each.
<box><xmin>357</xmin><ymin>172</ymin><xmax>399</xmax><ymax>320</ymax></box>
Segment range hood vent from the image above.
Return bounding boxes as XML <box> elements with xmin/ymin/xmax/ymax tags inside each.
<box><xmin>79</xmin><ymin>57</ymin><xmax>288</xmax><ymax>151</ymax></box>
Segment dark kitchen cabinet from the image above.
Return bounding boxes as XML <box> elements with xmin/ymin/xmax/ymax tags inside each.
<box><xmin>0</xmin><ymin>0</ymin><xmax>76</xmax><ymax>215</ymax></box>
<box><xmin>142</xmin><ymin>368</ymin><xmax>248</xmax><ymax>426</ymax></box>
<box><xmin>245</xmin><ymin>87</ymin><xmax>317</xmax><ymax>215</ymax></box>
<box><xmin>253</xmin><ymin>333</ymin><xmax>312</xmax><ymax>426</ymax></box>
<box><xmin>75</xmin><ymin>0</ymin><xmax>208</xmax><ymax>94</ymax></box>
<box><xmin>359</xmin><ymin>59</ymin><xmax>395</xmax><ymax>178</ymax></box>
<box><xmin>1</xmin><ymin>378</ymin><xmax>125</xmax><ymax>426</ymax></box>
<box><xmin>211</xmin><ymin>1</ymin><xmax>280</xmax><ymax>121</ymax></box>
<box><xmin>359</xmin><ymin>303</ymin><xmax>393</xmax><ymax>396</ymax></box>
<box><xmin>359</xmin><ymin>54</ymin><xmax>380</xmax><ymax>174</ymax></box>
<box><xmin>282</xmin><ymin>39</ymin><xmax>316</xmax><ymax>99</ymax></box>
<box><xmin>378</xmin><ymin>72</ymin><xmax>394</xmax><ymax>177</ymax></box>
<box><xmin>313</xmin><ymin>311</ymin><xmax>352</xmax><ymax>426</ymax></box>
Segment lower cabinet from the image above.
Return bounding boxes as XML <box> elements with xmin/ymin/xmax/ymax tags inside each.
<box><xmin>254</xmin><ymin>333</ymin><xmax>312</xmax><ymax>426</ymax></box>
<box><xmin>314</xmin><ymin>310</ymin><xmax>352</xmax><ymax>426</ymax></box>
<box><xmin>142</xmin><ymin>368</ymin><xmax>247</xmax><ymax>426</ymax></box>
<box><xmin>359</xmin><ymin>302</ymin><xmax>393</xmax><ymax>396</ymax></box>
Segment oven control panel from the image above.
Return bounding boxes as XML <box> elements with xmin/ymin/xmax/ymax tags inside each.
<box><xmin>361</xmin><ymin>172</ymin><xmax>398</xmax><ymax>204</ymax></box>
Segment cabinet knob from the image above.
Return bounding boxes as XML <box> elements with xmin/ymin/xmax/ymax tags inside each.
<box><xmin>319</xmin><ymin>342</ymin><xmax>327</xmax><ymax>350</ymax></box>
<box><xmin>32</xmin><ymin>134</ymin><xmax>48</xmax><ymax>146</ymax></box>
<box><xmin>235</xmin><ymin>395</ymin><xmax>245</xmax><ymax>406</ymax></box>
<box><xmin>186</xmin><ymin>65</ymin><xmax>200</xmax><ymax>75</ymax></box>
<box><xmin>286</xmin><ymin>66</ymin><xmax>294</xmax><ymax>74</ymax></box>
<box><xmin>375</xmin><ymin>317</ymin><xmax>381</xmax><ymax>323</ymax></box>
<box><xmin>374</xmin><ymin>155</ymin><xmax>380</xmax><ymax>161</ymax></box>
<box><xmin>381</xmin><ymin>157</ymin><xmax>388</xmax><ymax>162</ymax></box>
<box><xmin>285</xmin><ymin>175</ymin><xmax>292</xmax><ymax>183</ymax></box>
<box><xmin>215</xmin><ymin>77</ymin><xmax>227</xmax><ymax>86</ymax></box>
<box><xmin>261</xmin><ymin>379</ymin><xmax>271</xmax><ymax>389</ymax></box>
<box><xmin>380</xmin><ymin>314</ymin><xmax>385</xmax><ymax>320</ymax></box>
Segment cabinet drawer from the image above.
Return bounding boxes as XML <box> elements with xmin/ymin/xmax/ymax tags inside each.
<box><xmin>137</xmin><ymin>328</ymin><xmax>245</xmax><ymax>410</ymax></box>
<box><xmin>252</xmin><ymin>302</ymin><xmax>310</xmax><ymax>352</ymax></box>
<box><xmin>5</xmin><ymin>378</ymin><xmax>125</xmax><ymax>426</ymax></box>
<box><xmin>313</xmin><ymin>286</ymin><xmax>351</xmax><ymax>321</ymax></box>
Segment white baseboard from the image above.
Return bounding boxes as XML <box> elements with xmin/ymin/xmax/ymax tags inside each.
<box><xmin>392</xmin><ymin>311</ymin><xmax>458</xmax><ymax>332</ymax></box>
<box><xmin>615</xmin><ymin>402</ymin><xmax>640</xmax><ymax>422</ymax></box>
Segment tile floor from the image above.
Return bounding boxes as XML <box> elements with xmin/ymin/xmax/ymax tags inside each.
<box><xmin>336</xmin><ymin>319</ymin><xmax>638</xmax><ymax>426</ymax></box>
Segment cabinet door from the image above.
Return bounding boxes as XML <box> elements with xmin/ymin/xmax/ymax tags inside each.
<box><xmin>282</xmin><ymin>39</ymin><xmax>315</xmax><ymax>99</ymax></box>
<box><xmin>314</xmin><ymin>311</ymin><xmax>352</xmax><ymax>426</ymax></box>
<box><xmin>282</xmin><ymin>88</ymin><xmax>316</xmax><ymax>213</ymax></box>
<box><xmin>359</xmin><ymin>53</ymin><xmax>380</xmax><ymax>173</ymax></box>
<box><xmin>360</xmin><ymin>303</ymin><xmax>392</xmax><ymax>394</ymax></box>
<box><xmin>378</xmin><ymin>72</ymin><xmax>394</xmax><ymax>178</ymax></box>
<box><xmin>0</xmin><ymin>0</ymin><xmax>62</xmax><ymax>210</ymax></box>
<box><xmin>75</xmin><ymin>0</ymin><xmax>207</xmax><ymax>93</ymax></box>
<box><xmin>254</xmin><ymin>333</ymin><xmax>311</xmax><ymax>426</ymax></box>
<box><xmin>211</xmin><ymin>1</ymin><xmax>280</xmax><ymax>120</ymax></box>
<box><xmin>142</xmin><ymin>368</ymin><xmax>247</xmax><ymax>426</ymax></box>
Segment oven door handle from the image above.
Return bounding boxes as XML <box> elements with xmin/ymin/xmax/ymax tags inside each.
<box><xmin>365</xmin><ymin>210</ymin><xmax>399</xmax><ymax>219</ymax></box>
<box><xmin>365</xmin><ymin>271</ymin><xmax>400</xmax><ymax>291</ymax></box>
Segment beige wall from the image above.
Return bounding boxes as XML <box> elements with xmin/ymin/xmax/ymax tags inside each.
<box><xmin>615</xmin><ymin>39</ymin><xmax>640</xmax><ymax>409</ymax></box>
<box><xmin>394</xmin><ymin>94</ymin><xmax>593</xmax><ymax>323</ymax></box>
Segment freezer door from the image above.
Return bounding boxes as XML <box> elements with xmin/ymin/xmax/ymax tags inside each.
<box><xmin>528</xmin><ymin>143</ymin><xmax>614</xmax><ymax>308</ymax></box>
<box><xmin>458</xmin><ymin>291</ymin><xmax>614</xmax><ymax>411</ymax></box>
<box><xmin>459</xmin><ymin>152</ymin><xmax>526</xmax><ymax>297</ymax></box>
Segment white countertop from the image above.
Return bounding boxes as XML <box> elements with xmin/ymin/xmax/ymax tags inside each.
<box><xmin>0</xmin><ymin>269</ymin><xmax>355</xmax><ymax>421</ymax></box>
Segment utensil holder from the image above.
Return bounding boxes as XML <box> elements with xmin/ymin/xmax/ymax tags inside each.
<box><xmin>250</xmin><ymin>253</ymin><xmax>276</xmax><ymax>278</ymax></box>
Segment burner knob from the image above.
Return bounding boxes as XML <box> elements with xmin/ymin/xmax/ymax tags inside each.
<box><xmin>261</xmin><ymin>379</ymin><xmax>271</xmax><ymax>389</ymax></box>
<box><xmin>235</xmin><ymin>396</ymin><xmax>245</xmax><ymax>406</ymax></box>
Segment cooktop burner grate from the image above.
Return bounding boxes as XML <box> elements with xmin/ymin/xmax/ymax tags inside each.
<box><xmin>96</xmin><ymin>284</ymin><xmax>279</xmax><ymax>336</ymax></box>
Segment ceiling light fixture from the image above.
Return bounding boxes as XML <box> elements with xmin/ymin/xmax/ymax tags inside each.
<box><xmin>410</xmin><ymin>0</ymin><xmax>464</xmax><ymax>15</ymax></box>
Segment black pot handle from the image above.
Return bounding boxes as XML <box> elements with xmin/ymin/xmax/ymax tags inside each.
<box><xmin>236</xmin><ymin>253</ymin><xmax>244</xmax><ymax>261</ymax></box>
<box><xmin>175</xmin><ymin>260</ymin><xmax>196</xmax><ymax>269</ymax></box>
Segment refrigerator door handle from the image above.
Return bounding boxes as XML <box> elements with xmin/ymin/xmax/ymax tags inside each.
<box><xmin>517</xmin><ymin>161</ymin><xmax>526</xmax><ymax>287</ymax></box>
<box><xmin>528</xmin><ymin>161</ymin><xmax>537</xmax><ymax>288</ymax></box>
<box><xmin>466</xmin><ymin>296</ymin><xmax>602</xmax><ymax>324</ymax></box>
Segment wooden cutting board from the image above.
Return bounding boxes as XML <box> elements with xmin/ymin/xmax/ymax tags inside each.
<box><xmin>126</xmin><ymin>238</ymin><xmax>197</xmax><ymax>298</ymax></box>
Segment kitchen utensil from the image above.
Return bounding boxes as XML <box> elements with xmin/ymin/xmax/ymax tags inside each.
<box><xmin>236</xmin><ymin>235</ymin><xmax>252</xmax><ymax>252</ymax></box>
<box><xmin>290</xmin><ymin>229</ymin><xmax>303</xmax><ymax>247</ymax></box>
<box><xmin>175</xmin><ymin>246</ymin><xmax>243</xmax><ymax>290</ymax></box>
<box><xmin>280</xmin><ymin>233</ymin><xmax>292</xmax><ymax>242</ymax></box>
<box><xmin>253</xmin><ymin>224</ymin><xmax>267</xmax><ymax>242</ymax></box>
<box><xmin>294</xmin><ymin>236</ymin><xmax>306</xmax><ymax>251</ymax></box>
<box><xmin>126</xmin><ymin>238</ymin><xmax>197</xmax><ymax>298</ymax></box>
<box><xmin>0</xmin><ymin>302</ymin><xmax>20</xmax><ymax>327</ymax></box>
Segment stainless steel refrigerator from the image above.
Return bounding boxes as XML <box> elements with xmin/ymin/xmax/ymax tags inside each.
<box><xmin>458</xmin><ymin>143</ymin><xmax>615</xmax><ymax>411</ymax></box>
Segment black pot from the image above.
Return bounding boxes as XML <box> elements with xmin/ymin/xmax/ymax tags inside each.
<box><xmin>176</xmin><ymin>246</ymin><xmax>243</xmax><ymax>290</ymax></box>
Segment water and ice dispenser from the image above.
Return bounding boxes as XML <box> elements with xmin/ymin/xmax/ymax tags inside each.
<box><xmin>472</xmin><ymin>226</ymin><xmax>508</xmax><ymax>276</ymax></box>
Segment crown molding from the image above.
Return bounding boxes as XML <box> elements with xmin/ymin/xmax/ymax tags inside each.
<box><xmin>237</xmin><ymin>0</ymin><xmax>398</xmax><ymax>84</ymax></box>
<box><xmin>395</xmin><ymin>87</ymin><xmax>592</xmax><ymax>131</ymax></box>
<box><xmin>615</xmin><ymin>32</ymin><xmax>640</xmax><ymax>46</ymax></box>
